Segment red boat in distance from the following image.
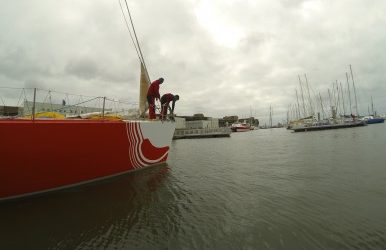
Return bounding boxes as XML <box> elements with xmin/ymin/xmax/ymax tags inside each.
<box><xmin>231</xmin><ymin>122</ymin><xmax>251</xmax><ymax>132</ymax></box>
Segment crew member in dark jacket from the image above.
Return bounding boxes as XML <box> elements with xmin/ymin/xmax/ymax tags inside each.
<box><xmin>146</xmin><ymin>78</ymin><xmax>164</xmax><ymax>119</ymax></box>
<box><xmin>160</xmin><ymin>93</ymin><xmax>179</xmax><ymax>120</ymax></box>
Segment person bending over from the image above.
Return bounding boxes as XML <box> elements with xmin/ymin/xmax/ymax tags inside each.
<box><xmin>160</xmin><ymin>93</ymin><xmax>179</xmax><ymax>120</ymax></box>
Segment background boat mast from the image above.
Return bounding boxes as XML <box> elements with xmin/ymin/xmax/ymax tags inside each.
<box><xmin>295</xmin><ymin>89</ymin><xmax>301</xmax><ymax>119</ymax></box>
<box><xmin>340</xmin><ymin>82</ymin><xmax>346</xmax><ymax>115</ymax></box>
<box><xmin>298</xmin><ymin>75</ymin><xmax>307</xmax><ymax>117</ymax></box>
<box><xmin>32</xmin><ymin>88</ymin><xmax>36</xmax><ymax>121</ymax></box>
<box><xmin>304</xmin><ymin>74</ymin><xmax>314</xmax><ymax>116</ymax></box>
<box><xmin>346</xmin><ymin>72</ymin><xmax>353</xmax><ymax>115</ymax></box>
<box><xmin>350</xmin><ymin>65</ymin><xmax>359</xmax><ymax>116</ymax></box>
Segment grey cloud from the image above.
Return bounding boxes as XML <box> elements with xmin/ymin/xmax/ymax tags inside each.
<box><xmin>24</xmin><ymin>79</ymin><xmax>47</xmax><ymax>90</ymax></box>
<box><xmin>279</xmin><ymin>0</ymin><xmax>313</xmax><ymax>8</ymax></box>
<box><xmin>65</xmin><ymin>57</ymin><xmax>99</xmax><ymax>80</ymax></box>
<box><xmin>0</xmin><ymin>45</ymin><xmax>52</xmax><ymax>81</ymax></box>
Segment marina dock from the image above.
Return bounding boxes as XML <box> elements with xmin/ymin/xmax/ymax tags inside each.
<box><xmin>292</xmin><ymin>120</ymin><xmax>367</xmax><ymax>132</ymax></box>
<box><xmin>173</xmin><ymin>127</ymin><xmax>231</xmax><ymax>139</ymax></box>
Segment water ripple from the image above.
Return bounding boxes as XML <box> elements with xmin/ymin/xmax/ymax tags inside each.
<box><xmin>2</xmin><ymin>126</ymin><xmax>386</xmax><ymax>249</ymax></box>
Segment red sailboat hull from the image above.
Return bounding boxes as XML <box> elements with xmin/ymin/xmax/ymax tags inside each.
<box><xmin>0</xmin><ymin>119</ymin><xmax>175</xmax><ymax>201</ymax></box>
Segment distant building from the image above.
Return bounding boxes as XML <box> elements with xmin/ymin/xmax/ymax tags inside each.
<box><xmin>176</xmin><ymin>114</ymin><xmax>219</xmax><ymax>129</ymax></box>
<box><xmin>173</xmin><ymin>114</ymin><xmax>230</xmax><ymax>139</ymax></box>
<box><xmin>22</xmin><ymin>101</ymin><xmax>110</xmax><ymax>116</ymax></box>
<box><xmin>219</xmin><ymin>116</ymin><xmax>260</xmax><ymax>127</ymax></box>
<box><xmin>220</xmin><ymin>116</ymin><xmax>238</xmax><ymax>127</ymax></box>
<box><xmin>174</xmin><ymin>117</ymin><xmax>186</xmax><ymax>129</ymax></box>
<box><xmin>239</xmin><ymin>117</ymin><xmax>259</xmax><ymax>127</ymax></box>
<box><xmin>176</xmin><ymin>114</ymin><xmax>259</xmax><ymax>129</ymax></box>
<box><xmin>178</xmin><ymin>113</ymin><xmax>208</xmax><ymax>121</ymax></box>
<box><xmin>0</xmin><ymin>106</ymin><xmax>24</xmax><ymax>116</ymax></box>
<box><xmin>185</xmin><ymin>119</ymin><xmax>219</xmax><ymax>129</ymax></box>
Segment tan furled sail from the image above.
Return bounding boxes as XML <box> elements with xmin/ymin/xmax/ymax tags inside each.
<box><xmin>139</xmin><ymin>62</ymin><xmax>150</xmax><ymax>117</ymax></box>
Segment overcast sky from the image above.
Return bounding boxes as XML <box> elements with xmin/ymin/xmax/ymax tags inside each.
<box><xmin>1</xmin><ymin>0</ymin><xmax>386</xmax><ymax>123</ymax></box>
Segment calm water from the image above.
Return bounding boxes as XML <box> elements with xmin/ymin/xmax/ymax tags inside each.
<box><xmin>1</xmin><ymin>124</ymin><xmax>386</xmax><ymax>249</ymax></box>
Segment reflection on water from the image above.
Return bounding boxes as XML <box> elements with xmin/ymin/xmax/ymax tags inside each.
<box><xmin>1</xmin><ymin>124</ymin><xmax>386</xmax><ymax>249</ymax></box>
<box><xmin>0</xmin><ymin>165</ymin><xmax>181</xmax><ymax>250</ymax></box>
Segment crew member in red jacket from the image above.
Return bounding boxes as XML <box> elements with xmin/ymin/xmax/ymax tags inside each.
<box><xmin>160</xmin><ymin>93</ymin><xmax>179</xmax><ymax>120</ymax></box>
<box><xmin>146</xmin><ymin>78</ymin><xmax>164</xmax><ymax>119</ymax></box>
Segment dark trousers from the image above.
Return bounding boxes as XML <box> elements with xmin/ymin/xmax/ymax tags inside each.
<box><xmin>147</xmin><ymin>96</ymin><xmax>156</xmax><ymax>119</ymax></box>
<box><xmin>160</xmin><ymin>101</ymin><xmax>170</xmax><ymax>120</ymax></box>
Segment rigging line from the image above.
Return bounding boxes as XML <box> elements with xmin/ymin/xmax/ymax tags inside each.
<box><xmin>16</xmin><ymin>89</ymin><xmax>24</xmax><ymax>107</ymax></box>
<box><xmin>62</xmin><ymin>97</ymin><xmax>100</xmax><ymax>111</ymax></box>
<box><xmin>42</xmin><ymin>90</ymin><xmax>49</xmax><ymax>104</ymax></box>
<box><xmin>27</xmin><ymin>96</ymin><xmax>102</xmax><ymax>116</ymax></box>
<box><xmin>66</xmin><ymin>96</ymin><xmax>101</xmax><ymax>109</ymax></box>
<box><xmin>48</xmin><ymin>90</ymin><xmax>53</xmax><ymax>111</ymax></box>
<box><xmin>114</xmin><ymin>100</ymin><xmax>119</xmax><ymax>115</ymax></box>
<box><xmin>37</xmin><ymin>88</ymin><xmax>98</xmax><ymax>99</ymax></box>
<box><xmin>123</xmin><ymin>0</ymin><xmax>151</xmax><ymax>82</ymax></box>
<box><xmin>65</xmin><ymin>93</ymin><xmax>70</xmax><ymax>105</ymax></box>
<box><xmin>118</xmin><ymin>0</ymin><xmax>142</xmax><ymax>65</ymax></box>
<box><xmin>0</xmin><ymin>86</ymin><xmax>34</xmax><ymax>90</ymax></box>
<box><xmin>23</xmin><ymin>89</ymin><xmax>31</xmax><ymax>114</ymax></box>
<box><xmin>78</xmin><ymin>95</ymin><xmax>84</xmax><ymax>107</ymax></box>
<box><xmin>104</xmin><ymin>97</ymin><xmax>137</xmax><ymax>105</ymax></box>
<box><xmin>0</xmin><ymin>96</ymin><xmax>6</xmax><ymax>106</ymax></box>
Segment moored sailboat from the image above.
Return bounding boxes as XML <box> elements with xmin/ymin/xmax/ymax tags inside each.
<box><xmin>362</xmin><ymin>96</ymin><xmax>385</xmax><ymax>124</ymax></box>
<box><xmin>364</xmin><ymin>116</ymin><xmax>384</xmax><ymax>124</ymax></box>
<box><xmin>289</xmin><ymin>66</ymin><xmax>368</xmax><ymax>132</ymax></box>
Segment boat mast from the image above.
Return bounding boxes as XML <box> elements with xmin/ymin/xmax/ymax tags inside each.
<box><xmin>304</xmin><ymin>74</ymin><xmax>314</xmax><ymax>116</ymax></box>
<box><xmin>249</xmin><ymin>106</ymin><xmax>253</xmax><ymax>125</ymax></box>
<box><xmin>350</xmin><ymin>65</ymin><xmax>359</xmax><ymax>116</ymax></box>
<box><xmin>319</xmin><ymin>92</ymin><xmax>326</xmax><ymax>119</ymax></box>
<box><xmin>371</xmin><ymin>96</ymin><xmax>374</xmax><ymax>115</ymax></box>
<box><xmin>332</xmin><ymin>81</ymin><xmax>338</xmax><ymax>115</ymax></box>
<box><xmin>346</xmin><ymin>72</ymin><xmax>353</xmax><ymax>115</ymax></box>
<box><xmin>328</xmin><ymin>88</ymin><xmax>334</xmax><ymax>119</ymax></box>
<box><xmin>32</xmin><ymin>88</ymin><xmax>36</xmax><ymax>121</ymax></box>
<box><xmin>123</xmin><ymin>0</ymin><xmax>149</xmax><ymax>79</ymax></box>
<box><xmin>291</xmin><ymin>104</ymin><xmax>296</xmax><ymax>122</ymax></box>
<box><xmin>298</xmin><ymin>75</ymin><xmax>307</xmax><ymax>117</ymax></box>
<box><xmin>119</xmin><ymin>0</ymin><xmax>151</xmax><ymax>117</ymax></box>
<box><xmin>340</xmin><ymin>82</ymin><xmax>346</xmax><ymax>115</ymax></box>
<box><xmin>335</xmin><ymin>80</ymin><xmax>341</xmax><ymax>116</ymax></box>
<box><xmin>286</xmin><ymin>105</ymin><xmax>290</xmax><ymax>125</ymax></box>
<box><xmin>102</xmin><ymin>96</ymin><xmax>106</xmax><ymax>118</ymax></box>
<box><xmin>295</xmin><ymin>89</ymin><xmax>301</xmax><ymax>119</ymax></box>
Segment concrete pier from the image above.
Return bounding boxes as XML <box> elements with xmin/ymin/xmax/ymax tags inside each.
<box><xmin>173</xmin><ymin>127</ymin><xmax>231</xmax><ymax>139</ymax></box>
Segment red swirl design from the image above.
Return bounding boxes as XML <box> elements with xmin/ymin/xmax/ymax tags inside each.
<box><xmin>125</xmin><ymin>122</ymin><xmax>170</xmax><ymax>169</ymax></box>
